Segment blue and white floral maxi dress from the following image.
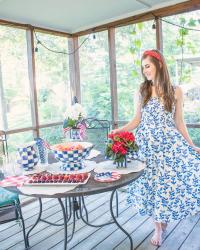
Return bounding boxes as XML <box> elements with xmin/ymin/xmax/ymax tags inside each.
<box><xmin>127</xmin><ymin>97</ymin><xmax>200</xmax><ymax>222</ymax></box>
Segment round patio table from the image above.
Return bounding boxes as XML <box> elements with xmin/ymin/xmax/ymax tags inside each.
<box><xmin>6</xmin><ymin>160</ymin><xmax>144</xmax><ymax>250</ymax></box>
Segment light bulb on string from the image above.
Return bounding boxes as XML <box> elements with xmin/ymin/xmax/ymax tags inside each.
<box><xmin>34</xmin><ymin>40</ymin><xmax>41</xmax><ymax>52</ymax></box>
<box><xmin>152</xmin><ymin>19</ymin><xmax>156</xmax><ymax>29</ymax></box>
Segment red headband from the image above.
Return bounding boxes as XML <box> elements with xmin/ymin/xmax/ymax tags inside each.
<box><xmin>143</xmin><ymin>50</ymin><xmax>162</xmax><ymax>62</ymax></box>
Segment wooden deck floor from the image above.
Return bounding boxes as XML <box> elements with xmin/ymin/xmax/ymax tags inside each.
<box><xmin>0</xmin><ymin>190</ymin><xmax>200</xmax><ymax>250</ymax></box>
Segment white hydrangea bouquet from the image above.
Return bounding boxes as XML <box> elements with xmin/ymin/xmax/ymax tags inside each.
<box><xmin>63</xmin><ymin>99</ymin><xmax>86</xmax><ymax>140</ymax></box>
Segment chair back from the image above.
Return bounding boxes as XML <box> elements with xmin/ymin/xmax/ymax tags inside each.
<box><xmin>83</xmin><ymin>118</ymin><xmax>110</xmax><ymax>153</ymax></box>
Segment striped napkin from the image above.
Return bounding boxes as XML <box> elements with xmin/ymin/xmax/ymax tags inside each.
<box><xmin>94</xmin><ymin>171</ymin><xmax>121</xmax><ymax>183</ymax></box>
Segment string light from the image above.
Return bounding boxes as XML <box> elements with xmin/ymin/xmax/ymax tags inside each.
<box><xmin>160</xmin><ymin>17</ymin><xmax>200</xmax><ymax>31</ymax></box>
<box><xmin>33</xmin><ymin>15</ymin><xmax>200</xmax><ymax>55</ymax></box>
<box><xmin>151</xmin><ymin>13</ymin><xmax>200</xmax><ymax>32</ymax></box>
<box><xmin>0</xmin><ymin>13</ymin><xmax>191</xmax><ymax>55</ymax></box>
<box><xmin>33</xmin><ymin>29</ymin><xmax>91</xmax><ymax>55</ymax></box>
<box><xmin>152</xmin><ymin>18</ymin><xmax>156</xmax><ymax>29</ymax></box>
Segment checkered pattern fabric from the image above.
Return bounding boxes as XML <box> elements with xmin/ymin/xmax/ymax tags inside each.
<box><xmin>53</xmin><ymin>146</ymin><xmax>92</xmax><ymax>171</ymax></box>
<box><xmin>0</xmin><ymin>175</ymin><xmax>29</xmax><ymax>187</ymax></box>
<box><xmin>17</xmin><ymin>145</ymin><xmax>38</xmax><ymax>170</ymax></box>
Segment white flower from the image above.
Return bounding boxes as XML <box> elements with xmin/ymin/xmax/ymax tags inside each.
<box><xmin>67</xmin><ymin>103</ymin><xmax>86</xmax><ymax>121</ymax></box>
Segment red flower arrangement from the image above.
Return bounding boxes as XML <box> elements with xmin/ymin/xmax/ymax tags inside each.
<box><xmin>105</xmin><ymin>131</ymin><xmax>138</xmax><ymax>164</ymax></box>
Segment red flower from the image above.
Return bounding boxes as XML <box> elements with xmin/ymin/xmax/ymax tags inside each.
<box><xmin>112</xmin><ymin>142</ymin><xmax>127</xmax><ymax>155</ymax></box>
<box><xmin>108</xmin><ymin>133</ymin><xmax>115</xmax><ymax>140</ymax></box>
<box><xmin>111</xmin><ymin>142</ymin><xmax>121</xmax><ymax>153</ymax></box>
<box><xmin>106</xmin><ymin>131</ymin><xmax>138</xmax><ymax>163</ymax></box>
<box><xmin>117</xmin><ymin>131</ymin><xmax>135</xmax><ymax>142</ymax></box>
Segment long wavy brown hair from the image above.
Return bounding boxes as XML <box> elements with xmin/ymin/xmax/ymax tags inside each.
<box><xmin>140</xmin><ymin>49</ymin><xmax>175</xmax><ymax>112</ymax></box>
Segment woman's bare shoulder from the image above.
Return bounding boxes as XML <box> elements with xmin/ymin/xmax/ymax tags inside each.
<box><xmin>174</xmin><ymin>85</ymin><xmax>183</xmax><ymax>100</ymax></box>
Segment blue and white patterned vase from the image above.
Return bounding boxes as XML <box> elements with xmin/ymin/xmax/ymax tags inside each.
<box><xmin>17</xmin><ymin>142</ymin><xmax>39</xmax><ymax>171</ymax></box>
<box><xmin>70</xmin><ymin>129</ymin><xmax>81</xmax><ymax>140</ymax></box>
<box><xmin>34</xmin><ymin>137</ymin><xmax>48</xmax><ymax>164</ymax></box>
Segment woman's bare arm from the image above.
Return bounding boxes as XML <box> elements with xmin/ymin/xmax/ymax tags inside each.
<box><xmin>174</xmin><ymin>86</ymin><xmax>200</xmax><ymax>153</ymax></box>
<box><xmin>113</xmin><ymin>91</ymin><xmax>142</xmax><ymax>133</ymax></box>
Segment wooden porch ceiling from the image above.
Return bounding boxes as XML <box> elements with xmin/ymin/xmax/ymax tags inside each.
<box><xmin>0</xmin><ymin>0</ymin><xmax>200</xmax><ymax>37</ymax></box>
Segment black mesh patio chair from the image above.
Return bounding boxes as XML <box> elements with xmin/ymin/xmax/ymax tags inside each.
<box><xmin>70</xmin><ymin>117</ymin><xmax>110</xmax><ymax>153</ymax></box>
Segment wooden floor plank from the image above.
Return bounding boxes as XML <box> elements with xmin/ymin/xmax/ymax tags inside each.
<box><xmin>1</xmin><ymin>200</ymin><xmax>60</xmax><ymax>249</ymax></box>
<box><xmin>90</xmin><ymin>209</ymin><xmax>148</xmax><ymax>250</ymax></box>
<box><xmin>179</xmin><ymin>216</ymin><xmax>200</xmax><ymax>250</ymax></box>
<box><xmin>0</xmin><ymin>198</ymin><xmax>58</xmax><ymax>242</ymax></box>
<box><xmin>70</xmin><ymin>203</ymin><xmax>133</xmax><ymax>250</ymax></box>
<box><xmin>114</xmin><ymin>217</ymin><xmax>154</xmax><ymax>250</ymax></box>
<box><xmin>6</xmin><ymin>193</ymin><xmax>107</xmax><ymax>250</ymax></box>
<box><xmin>134</xmin><ymin>219</ymin><xmax>181</xmax><ymax>250</ymax></box>
<box><xmin>159</xmin><ymin>214</ymin><xmax>200</xmax><ymax>250</ymax></box>
<box><xmin>1</xmin><ymin>191</ymin><xmax>200</xmax><ymax>250</ymax></box>
<box><xmin>33</xmin><ymin>192</ymin><xmax>126</xmax><ymax>250</ymax></box>
<box><xmin>0</xmin><ymin>197</ymin><xmax>53</xmax><ymax>232</ymax></box>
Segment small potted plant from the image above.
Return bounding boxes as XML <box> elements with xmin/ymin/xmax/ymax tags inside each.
<box><xmin>105</xmin><ymin>131</ymin><xmax>138</xmax><ymax>167</ymax></box>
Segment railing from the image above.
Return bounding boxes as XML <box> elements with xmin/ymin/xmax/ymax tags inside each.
<box><xmin>1</xmin><ymin>120</ymin><xmax>199</xmax><ymax>154</ymax></box>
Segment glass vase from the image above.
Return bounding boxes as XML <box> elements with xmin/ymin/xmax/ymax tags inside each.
<box><xmin>116</xmin><ymin>155</ymin><xmax>127</xmax><ymax>168</ymax></box>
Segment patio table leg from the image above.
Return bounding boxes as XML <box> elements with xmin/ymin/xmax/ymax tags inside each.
<box><xmin>58</xmin><ymin>198</ymin><xmax>68</xmax><ymax>250</ymax></box>
<box><xmin>16</xmin><ymin>201</ymin><xmax>29</xmax><ymax>249</ymax></box>
<box><xmin>25</xmin><ymin>198</ymin><xmax>68</xmax><ymax>248</ymax></box>
<box><xmin>115</xmin><ymin>190</ymin><xmax>119</xmax><ymax>217</ymax></box>
<box><xmin>81</xmin><ymin>196</ymin><xmax>89</xmax><ymax>222</ymax></box>
<box><xmin>25</xmin><ymin>197</ymin><xmax>43</xmax><ymax>247</ymax></box>
<box><xmin>65</xmin><ymin>197</ymin><xmax>73</xmax><ymax>222</ymax></box>
<box><xmin>110</xmin><ymin>189</ymin><xmax>133</xmax><ymax>250</ymax></box>
<box><xmin>80</xmin><ymin>193</ymin><xmax>118</xmax><ymax>223</ymax></box>
<box><xmin>78</xmin><ymin>196</ymin><xmax>114</xmax><ymax>227</ymax></box>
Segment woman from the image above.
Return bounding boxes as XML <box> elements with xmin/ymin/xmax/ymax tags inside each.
<box><xmin>113</xmin><ymin>49</ymin><xmax>200</xmax><ymax>246</ymax></box>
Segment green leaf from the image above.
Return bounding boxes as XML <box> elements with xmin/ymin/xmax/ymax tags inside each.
<box><xmin>179</xmin><ymin>28</ymin><xmax>188</xmax><ymax>36</ymax></box>
<box><xmin>137</xmin><ymin>22</ymin><xmax>144</xmax><ymax>31</ymax></box>
<box><xmin>134</xmin><ymin>39</ymin><xmax>142</xmax><ymax>49</ymax></box>
<box><xmin>187</xmin><ymin>18</ymin><xmax>196</xmax><ymax>27</ymax></box>
<box><xmin>176</xmin><ymin>39</ymin><xmax>183</xmax><ymax>47</ymax></box>
<box><xmin>131</xmin><ymin>70</ymin><xmax>139</xmax><ymax>78</ymax></box>
<box><xmin>135</xmin><ymin>59</ymin><xmax>141</xmax><ymax>66</ymax></box>
<box><xmin>130</xmin><ymin>30</ymin><xmax>136</xmax><ymax>35</ymax></box>
<box><xmin>179</xmin><ymin>17</ymin><xmax>186</xmax><ymax>26</ymax></box>
<box><xmin>66</xmin><ymin>118</ymin><xmax>76</xmax><ymax>128</ymax></box>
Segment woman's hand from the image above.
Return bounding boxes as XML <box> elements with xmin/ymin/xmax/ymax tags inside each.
<box><xmin>193</xmin><ymin>146</ymin><xmax>200</xmax><ymax>154</ymax></box>
<box><xmin>110</xmin><ymin>128</ymin><xmax>122</xmax><ymax>134</ymax></box>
